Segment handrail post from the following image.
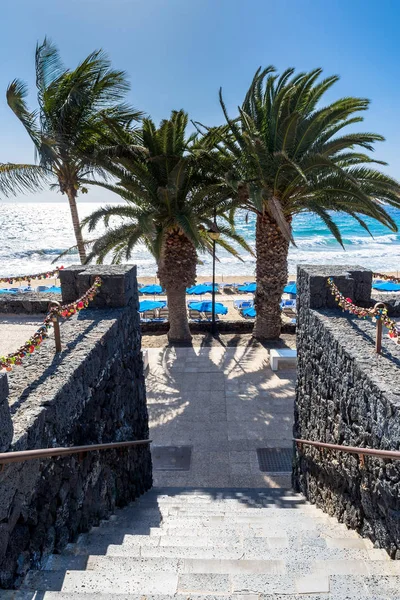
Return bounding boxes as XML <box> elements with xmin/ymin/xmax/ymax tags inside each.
<box><xmin>374</xmin><ymin>302</ymin><xmax>386</xmax><ymax>354</ymax></box>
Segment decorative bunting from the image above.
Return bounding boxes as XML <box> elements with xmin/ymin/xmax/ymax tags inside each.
<box><xmin>327</xmin><ymin>277</ymin><xmax>399</xmax><ymax>343</ymax></box>
<box><xmin>0</xmin><ymin>267</ymin><xmax>63</xmax><ymax>286</ymax></box>
<box><xmin>373</xmin><ymin>272</ymin><xmax>400</xmax><ymax>284</ymax></box>
<box><xmin>0</xmin><ymin>277</ymin><xmax>102</xmax><ymax>371</ymax></box>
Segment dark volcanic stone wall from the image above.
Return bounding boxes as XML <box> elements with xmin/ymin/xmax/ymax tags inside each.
<box><xmin>293</xmin><ymin>265</ymin><xmax>400</xmax><ymax>558</ymax></box>
<box><xmin>0</xmin><ymin>265</ymin><xmax>152</xmax><ymax>588</ymax></box>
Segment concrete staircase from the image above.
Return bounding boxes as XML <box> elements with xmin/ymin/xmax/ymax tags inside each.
<box><xmin>1</xmin><ymin>487</ymin><xmax>400</xmax><ymax>599</ymax></box>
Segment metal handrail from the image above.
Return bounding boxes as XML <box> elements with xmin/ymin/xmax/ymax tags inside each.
<box><xmin>0</xmin><ymin>439</ymin><xmax>152</xmax><ymax>466</ymax></box>
<box><xmin>294</xmin><ymin>438</ymin><xmax>400</xmax><ymax>461</ymax></box>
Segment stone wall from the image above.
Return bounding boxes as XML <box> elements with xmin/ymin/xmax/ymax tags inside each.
<box><xmin>293</xmin><ymin>265</ymin><xmax>400</xmax><ymax>558</ymax></box>
<box><xmin>0</xmin><ymin>265</ymin><xmax>152</xmax><ymax>588</ymax></box>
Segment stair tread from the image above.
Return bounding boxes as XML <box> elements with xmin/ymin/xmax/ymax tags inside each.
<box><xmin>3</xmin><ymin>487</ymin><xmax>397</xmax><ymax>598</ymax></box>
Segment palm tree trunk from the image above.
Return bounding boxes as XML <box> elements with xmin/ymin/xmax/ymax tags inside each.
<box><xmin>165</xmin><ymin>284</ymin><xmax>192</xmax><ymax>342</ymax></box>
<box><xmin>158</xmin><ymin>230</ymin><xmax>197</xmax><ymax>342</ymax></box>
<box><xmin>253</xmin><ymin>212</ymin><xmax>290</xmax><ymax>339</ymax></box>
<box><xmin>66</xmin><ymin>187</ymin><xmax>87</xmax><ymax>264</ymax></box>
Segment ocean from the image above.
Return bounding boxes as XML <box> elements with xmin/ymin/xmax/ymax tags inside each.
<box><xmin>0</xmin><ymin>202</ymin><xmax>399</xmax><ymax>277</ymax></box>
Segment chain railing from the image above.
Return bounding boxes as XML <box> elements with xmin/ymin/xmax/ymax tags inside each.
<box><xmin>327</xmin><ymin>277</ymin><xmax>399</xmax><ymax>352</ymax></box>
<box><xmin>373</xmin><ymin>272</ymin><xmax>400</xmax><ymax>284</ymax></box>
<box><xmin>0</xmin><ymin>267</ymin><xmax>63</xmax><ymax>286</ymax></box>
<box><xmin>0</xmin><ymin>277</ymin><xmax>102</xmax><ymax>371</ymax></box>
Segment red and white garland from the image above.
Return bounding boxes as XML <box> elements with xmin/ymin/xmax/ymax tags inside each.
<box><xmin>0</xmin><ymin>277</ymin><xmax>102</xmax><ymax>371</ymax></box>
<box><xmin>327</xmin><ymin>277</ymin><xmax>400</xmax><ymax>343</ymax></box>
<box><xmin>0</xmin><ymin>267</ymin><xmax>63</xmax><ymax>286</ymax></box>
<box><xmin>373</xmin><ymin>272</ymin><xmax>400</xmax><ymax>284</ymax></box>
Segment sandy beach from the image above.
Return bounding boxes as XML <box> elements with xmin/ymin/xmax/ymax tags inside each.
<box><xmin>2</xmin><ymin>270</ymin><xmax>399</xmax><ymax>290</ymax></box>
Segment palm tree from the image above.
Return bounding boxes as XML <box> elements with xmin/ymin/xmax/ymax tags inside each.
<box><xmin>2</xmin><ymin>38</ymin><xmax>141</xmax><ymax>263</ymax></box>
<box><xmin>202</xmin><ymin>67</ymin><xmax>400</xmax><ymax>339</ymax></box>
<box><xmin>81</xmin><ymin>110</ymin><xmax>250</xmax><ymax>341</ymax></box>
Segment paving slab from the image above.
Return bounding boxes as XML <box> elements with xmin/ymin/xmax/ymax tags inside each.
<box><xmin>147</xmin><ymin>346</ymin><xmax>296</xmax><ymax>488</ymax></box>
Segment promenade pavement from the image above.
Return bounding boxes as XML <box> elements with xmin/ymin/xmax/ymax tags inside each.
<box><xmin>146</xmin><ymin>344</ymin><xmax>296</xmax><ymax>488</ymax></box>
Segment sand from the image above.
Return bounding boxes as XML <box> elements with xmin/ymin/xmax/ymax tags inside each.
<box><xmin>2</xmin><ymin>270</ymin><xmax>399</xmax><ymax>291</ymax></box>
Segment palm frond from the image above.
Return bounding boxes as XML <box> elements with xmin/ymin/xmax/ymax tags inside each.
<box><xmin>0</xmin><ymin>163</ymin><xmax>49</xmax><ymax>195</ymax></box>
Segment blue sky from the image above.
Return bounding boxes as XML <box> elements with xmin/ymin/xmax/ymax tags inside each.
<box><xmin>1</xmin><ymin>0</ymin><xmax>399</xmax><ymax>202</ymax></box>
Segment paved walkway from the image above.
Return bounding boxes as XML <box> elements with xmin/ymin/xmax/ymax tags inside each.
<box><xmin>0</xmin><ymin>315</ymin><xmax>48</xmax><ymax>356</ymax></box>
<box><xmin>146</xmin><ymin>345</ymin><xmax>296</xmax><ymax>488</ymax></box>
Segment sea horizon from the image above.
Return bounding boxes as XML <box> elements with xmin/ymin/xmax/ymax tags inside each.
<box><xmin>0</xmin><ymin>201</ymin><xmax>399</xmax><ymax>278</ymax></box>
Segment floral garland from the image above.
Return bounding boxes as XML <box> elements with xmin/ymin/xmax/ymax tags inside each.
<box><xmin>373</xmin><ymin>272</ymin><xmax>400</xmax><ymax>284</ymax></box>
<box><xmin>327</xmin><ymin>277</ymin><xmax>399</xmax><ymax>343</ymax></box>
<box><xmin>0</xmin><ymin>267</ymin><xmax>63</xmax><ymax>286</ymax></box>
<box><xmin>0</xmin><ymin>277</ymin><xmax>102</xmax><ymax>371</ymax></box>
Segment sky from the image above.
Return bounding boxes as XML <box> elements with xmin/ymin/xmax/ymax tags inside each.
<box><xmin>1</xmin><ymin>0</ymin><xmax>399</xmax><ymax>202</ymax></box>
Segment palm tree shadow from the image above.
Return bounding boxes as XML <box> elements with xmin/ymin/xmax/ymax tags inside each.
<box><xmin>146</xmin><ymin>336</ymin><xmax>296</xmax><ymax>489</ymax></box>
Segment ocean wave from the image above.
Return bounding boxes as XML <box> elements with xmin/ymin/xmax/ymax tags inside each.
<box><xmin>6</xmin><ymin>248</ymin><xmax>79</xmax><ymax>259</ymax></box>
<box><xmin>295</xmin><ymin>232</ymin><xmax>399</xmax><ymax>249</ymax></box>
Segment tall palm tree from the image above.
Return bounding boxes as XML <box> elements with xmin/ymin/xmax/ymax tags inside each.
<box><xmin>2</xmin><ymin>38</ymin><xmax>141</xmax><ymax>263</ymax></box>
<box><xmin>202</xmin><ymin>67</ymin><xmax>400</xmax><ymax>339</ymax></box>
<box><xmin>81</xmin><ymin>110</ymin><xmax>250</xmax><ymax>341</ymax></box>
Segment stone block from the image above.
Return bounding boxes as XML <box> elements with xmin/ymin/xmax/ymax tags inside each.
<box><xmin>60</xmin><ymin>264</ymin><xmax>138</xmax><ymax>308</ymax></box>
<box><xmin>297</xmin><ymin>264</ymin><xmax>372</xmax><ymax>310</ymax></box>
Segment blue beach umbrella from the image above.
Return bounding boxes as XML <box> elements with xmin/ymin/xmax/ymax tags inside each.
<box><xmin>188</xmin><ymin>301</ymin><xmax>228</xmax><ymax>315</ymax></box>
<box><xmin>46</xmin><ymin>286</ymin><xmax>62</xmax><ymax>293</ymax></box>
<box><xmin>140</xmin><ymin>284</ymin><xmax>163</xmax><ymax>295</ymax></box>
<box><xmin>0</xmin><ymin>289</ymin><xmax>17</xmax><ymax>294</ymax></box>
<box><xmin>283</xmin><ymin>283</ymin><xmax>297</xmax><ymax>294</ymax></box>
<box><xmin>242</xmin><ymin>306</ymin><xmax>256</xmax><ymax>318</ymax></box>
<box><xmin>186</xmin><ymin>284</ymin><xmax>217</xmax><ymax>295</ymax></box>
<box><xmin>238</xmin><ymin>283</ymin><xmax>257</xmax><ymax>293</ymax></box>
<box><xmin>139</xmin><ymin>300</ymin><xmax>166</xmax><ymax>312</ymax></box>
<box><xmin>372</xmin><ymin>281</ymin><xmax>400</xmax><ymax>292</ymax></box>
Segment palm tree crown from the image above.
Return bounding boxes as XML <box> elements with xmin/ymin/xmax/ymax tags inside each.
<box><xmin>202</xmin><ymin>67</ymin><xmax>400</xmax><ymax>338</ymax></box>
<box><xmin>2</xmin><ymin>38</ymin><xmax>141</xmax><ymax>262</ymax></box>
<box><xmin>83</xmin><ymin>110</ymin><xmax>245</xmax><ymax>263</ymax></box>
<box><xmin>82</xmin><ymin>109</ymin><xmax>249</xmax><ymax>340</ymax></box>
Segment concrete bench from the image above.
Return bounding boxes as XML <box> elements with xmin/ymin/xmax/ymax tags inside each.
<box><xmin>270</xmin><ymin>349</ymin><xmax>297</xmax><ymax>371</ymax></box>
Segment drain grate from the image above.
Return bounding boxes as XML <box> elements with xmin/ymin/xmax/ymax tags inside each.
<box><xmin>257</xmin><ymin>448</ymin><xmax>293</xmax><ymax>472</ymax></box>
<box><xmin>152</xmin><ymin>446</ymin><xmax>192</xmax><ymax>471</ymax></box>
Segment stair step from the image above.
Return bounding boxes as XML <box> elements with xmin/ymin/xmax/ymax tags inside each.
<box><xmin>136</xmin><ymin>544</ymin><xmax>381</xmax><ymax>561</ymax></box>
<box><xmin>113</xmin><ymin>506</ymin><xmax>323</xmax><ymax>520</ymax></box>
<box><xmin>4</xmin><ymin>486</ymin><xmax>398</xmax><ymax>599</ymax></box>
<box><xmin>153</xmin><ymin>514</ymin><xmax>332</xmax><ymax>526</ymax></box>
<box><xmin>23</xmin><ymin>570</ymin><xmax>397</xmax><ymax>596</ymax></box>
<box><xmin>47</xmin><ymin>555</ymin><xmax>400</xmax><ymax>577</ymax></box>
<box><xmin>22</xmin><ymin>570</ymin><xmax>179</xmax><ymax>595</ymax></box>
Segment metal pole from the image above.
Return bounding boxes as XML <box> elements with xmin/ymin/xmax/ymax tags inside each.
<box><xmin>211</xmin><ymin>209</ymin><xmax>217</xmax><ymax>336</ymax></box>
<box><xmin>211</xmin><ymin>240</ymin><xmax>217</xmax><ymax>335</ymax></box>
